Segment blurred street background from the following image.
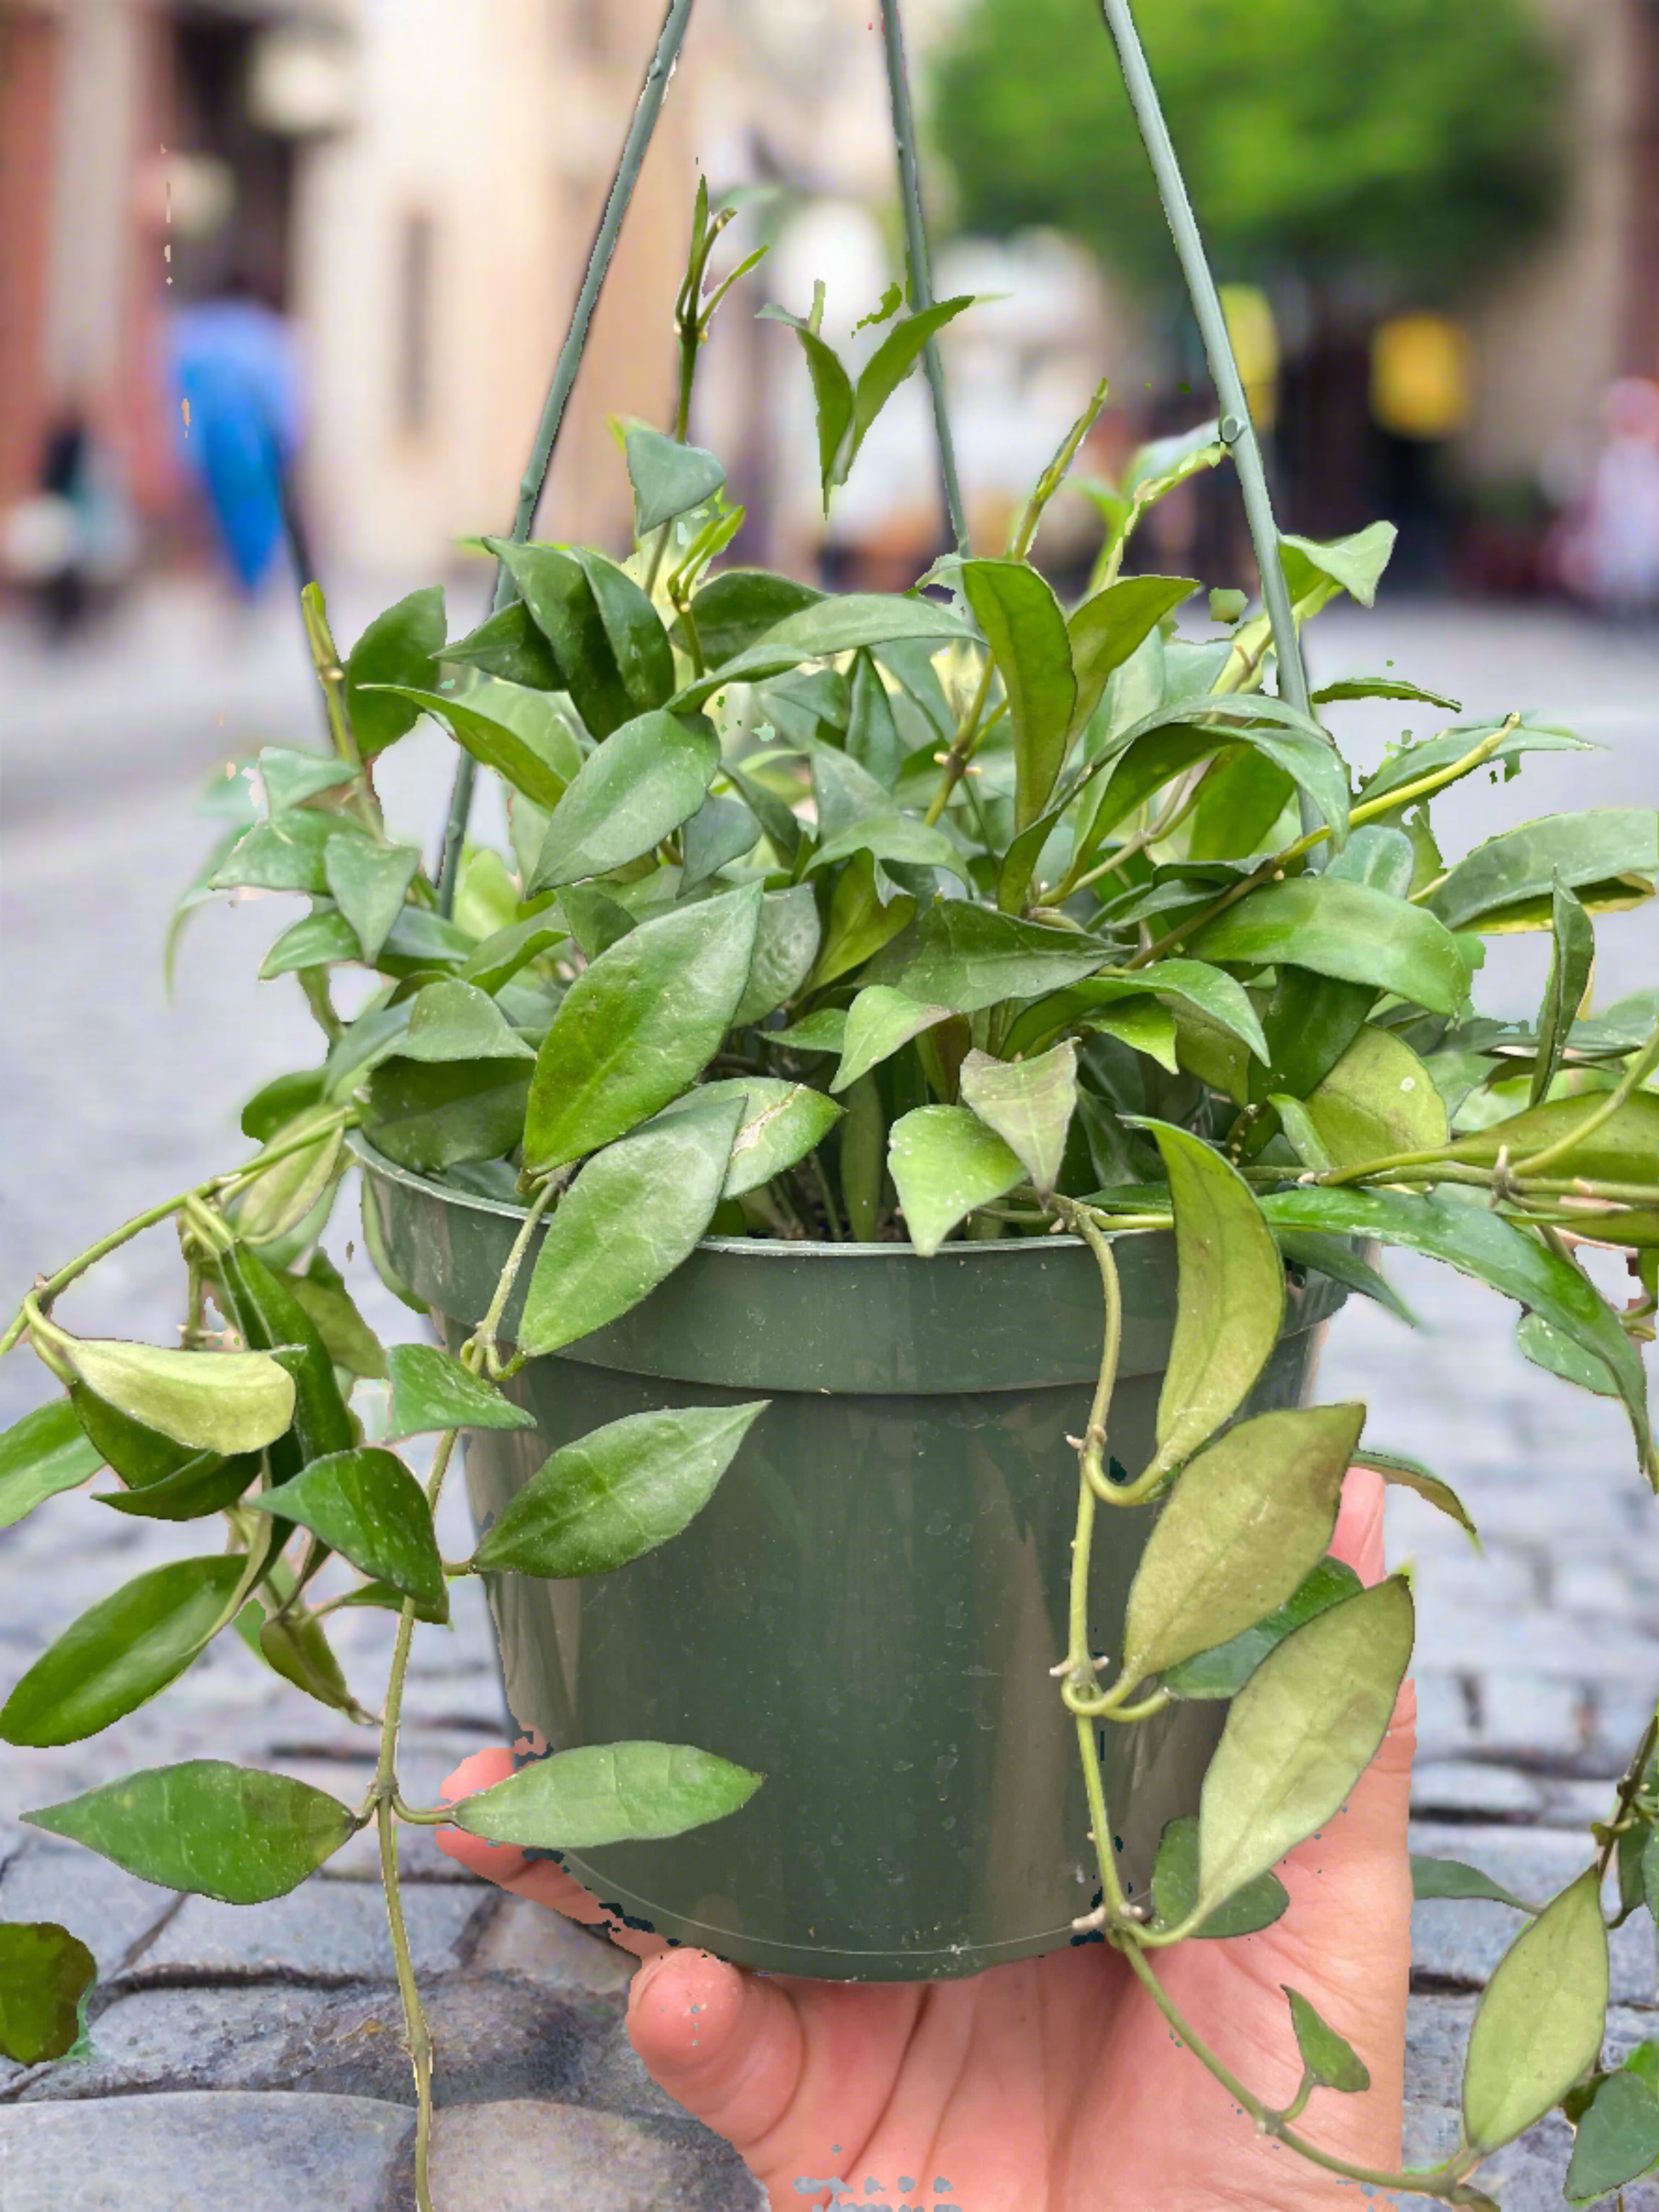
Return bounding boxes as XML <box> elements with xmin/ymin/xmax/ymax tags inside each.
<box><xmin>2</xmin><ymin>3</ymin><xmax>1658</xmax><ymax>2207</ymax></box>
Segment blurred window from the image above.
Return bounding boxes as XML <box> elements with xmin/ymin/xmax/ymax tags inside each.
<box><xmin>399</xmin><ymin>211</ymin><xmax>435</xmax><ymax>436</ymax></box>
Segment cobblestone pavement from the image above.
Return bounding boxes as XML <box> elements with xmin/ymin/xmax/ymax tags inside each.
<box><xmin>0</xmin><ymin>584</ymin><xmax>1655</xmax><ymax>2209</ymax></box>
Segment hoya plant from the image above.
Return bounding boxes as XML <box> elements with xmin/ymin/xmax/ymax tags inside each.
<box><xmin>2</xmin><ymin>7</ymin><xmax>1656</xmax><ymax>2209</ymax></box>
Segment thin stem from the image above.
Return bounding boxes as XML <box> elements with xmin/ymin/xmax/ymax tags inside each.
<box><xmin>299</xmin><ymin>584</ymin><xmax>379</xmax><ymax>835</ymax></box>
<box><xmin>923</xmin><ymin>657</ymin><xmax>996</xmax><ymax>826</ymax></box>
<box><xmin>436</xmin><ymin>0</ymin><xmax>698</xmax><ymax>910</ymax></box>
<box><xmin>1512</xmin><ymin>1021</ymin><xmax>1659</xmax><ymax>1181</ymax></box>
<box><xmin>1596</xmin><ymin>1713</ymin><xmax>1659</xmax><ymax>1881</ymax></box>
<box><xmin>878</xmin><ymin>0</ymin><xmax>968</xmax><ymax>554</ymax></box>
<box><xmin>379</xmin><ymin>1798</ymin><xmax>436</xmax><ymax>2212</ymax></box>
<box><xmin>1091</xmin><ymin>0</ymin><xmax>1314</xmax><ymax>848</ymax></box>
<box><xmin>471</xmin><ymin>1177</ymin><xmax>561</xmax><ymax>1366</ymax></box>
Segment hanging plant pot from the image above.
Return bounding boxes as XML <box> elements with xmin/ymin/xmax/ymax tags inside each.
<box><xmin>360</xmin><ymin>1138</ymin><xmax>1346</xmax><ymax>1979</ymax></box>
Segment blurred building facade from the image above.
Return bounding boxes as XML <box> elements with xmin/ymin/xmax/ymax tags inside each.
<box><xmin>2</xmin><ymin>0</ymin><xmax>1657</xmax><ymax>592</ymax></box>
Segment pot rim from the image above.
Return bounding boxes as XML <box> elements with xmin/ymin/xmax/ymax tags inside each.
<box><xmin>348</xmin><ymin>1129</ymin><xmax>1107</xmax><ymax>1262</ymax></box>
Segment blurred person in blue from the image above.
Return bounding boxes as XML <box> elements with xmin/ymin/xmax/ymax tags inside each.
<box><xmin>169</xmin><ymin>266</ymin><xmax>308</xmax><ymax>598</ymax></box>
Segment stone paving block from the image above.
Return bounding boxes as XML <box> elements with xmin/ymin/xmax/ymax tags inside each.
<box><xmin>421</xmin><ymin>2097</ymin><xmax>764</xmax><ymax>2211</ymax></box>
<box><xmin>130</xmin><ymin>1879</ymin><xmax>490</xmax><ymax>1985</ymax></box>
<box><xmin>0</xmin><ymin>1839</ymin><xmax>179</xmax><ymax>1979</ymax></box>
<box><xmin>471</xmin><ymin>1891</ymin><xmax>636</xmax><ymax>1997</ymax></box>
<box><xmin>1471</xmin><ymin>1670</ymin><xmax>1593</xmax><ymax>1763</ymax></box>
<box><xmin>576</xmin><ymin>2016</ymin><xmax>697</xmax><ymax>2125</ymax></box>
<box><xmin>1413</xmin><ymin>1671</ymin><xmax>1477</xmax><ymax>1761</ymax></box>
<box><xmin>1409</xmin><ymin>1823</ymin><xmax>1656</xmax><ymax>2003</ymax></box>
<box><xmin>1409</xmin><ymin>1759</ymin><xmax>1546</xmax><ymax>1822</ymax></box>
<box><xmin>0</xmin><ymin>2091</ymin><xmax>413</xmax><ymax>2212</ymax></box>
<box><xmin>7</xmin><ymin>1975</ymin><xmax>599</xmax><ymax>2109</ymax></box>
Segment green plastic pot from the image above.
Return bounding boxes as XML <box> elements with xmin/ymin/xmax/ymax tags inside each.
<box><xmin>358</xmin><ymin>1139</ymin><xmax>1347</xmax><ymax>1982</ymax></box>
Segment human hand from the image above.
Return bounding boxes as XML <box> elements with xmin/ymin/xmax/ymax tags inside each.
<box><xmin>436</xmin><ymin>1468</ymin><xmax>1414</xmax><ymax>2211</ymax></box>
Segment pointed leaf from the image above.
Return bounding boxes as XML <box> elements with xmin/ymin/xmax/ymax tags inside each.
<box><xmin>1361</xmin><ymin>716</ymin><xmax>1596</xmax><ymax>807</ymax></box>
<box><xmin>962</xmin><ymin>558</ymin><xmax>1077</xmax><ymax>831</ymax></box>
<box><xmin>25</xmin><ymin>1761</ymin><xmax>356</xmax><ymax>1904</ymax></box>
<box><xmin>808</xmin><ymin>815</ymin><xmax>971</xmax><ymax>886</ymax></box>
<box><xmin>359</xmin><ymin>684</ymin><xmax>572</xmax><ymax>810</ymax></box>
<box><xmin>459</xmin><ymin>911</ymin><xmax>570</xmax><ymax>996</ymax></box>
<box><xmin>958</xmin><ymin>1041</ymin><xmax>1078</xmax><ymax>1198</ymax></box>
<box><xmin>1163</xmin><ymin>1556</ymin><xmax>1363</xmax><ymax>1701</ymax></box>
<box><xmin>363</xmin><ymin>1057</ymin><xmax>531</xmax><ymax>1175</ymax></box>
<box><xmin>1302</xmin><ymin>1026</ymin><xmax>1448</xmax><ymax>1169</ymax></box>
<box><xmin>673</xmin><ymin>594</ymin><xmax>971</xmax><ymax>710</ymax></box>
<box><xmin>731</xmin><ymin>884</ymin><xmax>822</xmax><ymax>1026</ymax></box>
<box><xmin>256</xmin><ymin>1611</ymin><xmax>361</xmax><ymax>1718</ymax></box>
<box><xmin>832</xmin><ymin>986</ymin><xmax>957</xmax><ymax>1094</ymax></box>
<box><xmin>1005</xmin><ymin>962</ymin><xmax>1269</xmax><ymax>1065</ymax></box>
<box><xmin>1134</xmin><ymin>1123</ymin><xmax>1285</xmax><ymax>1481</ymax></box>
<box><xmin>887</xmin><ymin>1105</ymin><xmax>1025</xmax><ymax>1256</ymax></box>
<box><xmin>649</xmin><ymin>1077</ymin><xmax>842</xmax><ymax>1198</ymax></box>
<box><xmin>679</xmin><ymin>569</ymin><xmax>824</xmax><ymax>667</ymax></box>
<box><xmin>253</xmin><ymin>1446</ymin><xmax>445</xmax><ymax>1614</ymax></box>
<box><xmin>1283</xmin><ymin>1987</ymin><xmax>1370</xmax><ymax>2094</ymax></box>
<box><xmin>1532</xmin><ymin>883</ymin><xmax>1597</xmax><ymax>1106</ymax></box>
<box><xmin>1517</xmin><ymin>1310</ymin><xmax>1620</xmax><ymax>1401</ymax></box>
<box><xmin>864</xmin><ymin>903</ymin><xmax>1109</xmax><ymax>1015</ymax></box>
<box><xmin>846</xmin><ymin>650</ymin><xmax>904</xmax><ymax>784</ymax></box>
<box><xmin>1444</xmin><ymin>1089</ymin><xmax>1659</xmax><ymax>1187</ymax></box>
<box><xmin>622</xmin><ymin>419</ymin><xmax>725</xmax><ymax>534</ymax></box>
<box><xmin>1151</xmin><ymin>1816</ymin><xmax>1288</xmax><ymax>1938</ymax></box>
<box><xmin>1565</xmin><ymin>2068</ymin><xmax>1659</xmax><ymax>2204</ymax></box>
<box><xmin>1463</xmin><ymin>1868</ymin><xmax>1610</xmax><ymax>2151</ymax></box>
<box><xmin>210</xmin><ymin>807</ymin><xmax>372</xmax><ymax>895</ymax></box>
<box><xmin>530</xmin><ymin>710</ymin><xmax>719</xmax><ymax>892</ymax></box>
<box><xmin>0</xmin><ymin>1555</ymin><xmax>250</xmax><ymax>1746</ymax></box>
<box><xmin>61</xmin><ymin>1341</ymin><xmax>296</xmax><ymax>1457</ymax></box>
<box><xmin>255</xmin><ymin>747</ymin><xmax>356</xmax><ymax>812</ymax></box>
<box><xmin>760</xmin><ymin>303</ymin><xmax>855</xmax><ymax>505</ymax></box>
<box><xmin>95</xmin><ymin>1452</ymin><xmax>260</xmax><ymax>1522</ymax></box>
<box><xmin>844</xmin><ymin>297</ymin><xmax>974</xmax><ymax>481</ymax></box>
<box><xmin>519</xmin><ymin>1095</ymin><xmax>744</xmax><ymax>1354</ymax></box>
<box><xmin>0</xmin><ymin>1921</ymin><xmax>96</xmax><ymax>2065</ymax></box>
<box><xmin>396</xmin><ymin>979</ymin><xmax>535</xmax><ymax>1063</ymax></box>
<box><xmin>344</xmin><ymin>585</ymin><xmax>446</xmax><ymax>755</ymax></box>
<box><xmin>440</xmin><ymin>598</ymin><xmax>563</xmax><ymax>689</ymax></box>
<box><xmin>1121</xmin><ymin>1405</ymin><xmax>1362</xmax><ymax>1682</ymax></box>
<box><xmin>451</xmin><ymin>1739</ymin><xmax>762</xmax><ymax>1848</ymax></box>
<box><xmin>1192</xmin><ymin>876</ymin><xmax>1466</xmax><ymax>1017</ymax></box>
<box><xmin>1196</xmin><ymin>1578</ymin><xmax>1413</xmax><ymax>1917</ymax></box>
<box><xmin>1411</xmin><ymin>1855</ymin><xmax>1535</xmax><ymax>1912</ymax></box>
<box><xmin>1066</xmin><ymin>575</ymin><xmax>1197</xmax><ymax>737</ymax></box>
<box><xmin>229</xmin><ymin>1106</ymin><xmax>345</xmax><ymax>1250</ymax></box>
<box><xmin>523</xmin><ymin>887</ymin><xmax>761</xmax><ymax>1173</ymax></box>
<box><xmin>805</xmin><ymin>851</ymin><xmax>915</xmax><ymax>990</ymax></box>
<box><xmin>681</xmin><ymin>794</ymin><xmax>760</xmax><ymax>889</ymax></box>
<box><xmin>1352</xmin><ymin>1447</ymin><xmax>1479</xmax><ymax>1543</ymax></box>
<box><xmin>472</xmin><ymin>1401</ymin><xmax>767</xmax><ymax>1577</ymax></box>
<box><xmin>321</xmin><ymin>838</ymin><xmax>420</xmax><ymax>963</ymax></box>
<box><xmin>384</xmin><ymin>1344</ymin><xmax>537</xmax><ymax>1439</ymax></box>
<box><xmin>1279</xmin><ymin>523</ymin><xmax>1396</xmax><ymax>611</ymax></box>
<box><xmin>1428</xmin><ymin>811</ymin><xmax>1657</xmax><ymax>933</ymax></box>
<box><xmin>0</xmin><ymin>1400</ymin><xmax>102</xmax><ymax>1529</ymax></box>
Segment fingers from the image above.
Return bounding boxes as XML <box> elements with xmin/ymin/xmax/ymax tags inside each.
<box><xmin>434</xmin><ymin>1747</ymin><xmax>667</xmax><ymax>1961</ymax></box>
<box><xmin>624</xmin><ymin>1946</ymin><xmax>811</xmax><ymax>2158</ymax></box>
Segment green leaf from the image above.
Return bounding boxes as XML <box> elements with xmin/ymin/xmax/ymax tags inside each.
<box><xmin>1532</xmin><ymin>883</ymin><xmax>1597</xmax><ymax>1106</ymax></box>
<box><xmin>364</xmin><ymin>1057</ymin><xmax>532</xmax><ymax>1175</ymax></box>
<box><xmin>1187</xmin><ymin>748</ymin><xmax>1296</xmax><ymax>863</ymax></box>
<box><xmin>1066</xmin><ymin>575</ymin><xmax>1197</xmax><ymax>737</ymax></box>
<box><xmin>1134</xmin><ymin>1123</ymin><xmax>1285</xmax><ymax>1482</ymax></box>
<box><xmin>459</xmin><ymin>911</ymin><xmax>571</xmax><ymax>996</ymax></box>
<box><xmin>360</xmin><ymin>684</ymin><xmax>574</xmax><ymax>811</ymax></box>
<box><xmin>1312</xmin><ymin>674</ymin><xmax>1462</xmax><ymax>711</ymax></box>
<box><xmin>255</xmin><ymin>747</ymin><xmax>356</xmax><ymax>813</ymax></box>
<box><xmin>805</xmin><ymin>851</ymin><xmax>916</xmax><ymax>990</ymax></box>
<box><xmin>213</xmin><ymin>1241</ymin><xmax>355</xmax><ymax>1471</ymax></box>
<box><xmin>1445</xmin><ymin>1089</ymin><xmax>1659</xmax><ymax>1186</ymax></box>
<box><xmin>681</xmin><ymin>794</ymin><xmax>761</xmax><ymax>889</ymax></box>
<box><xmin>650</xmin><ymin>1077</ymin><xmax>843</xmax><ymax>1198</ymax></box>
<box><xmin>673</xmin><ymin>593</ymin><xmax>971</xmax><ymax>710</ymax></box>
<box><xmin>488</xmin><ymin>541</ymin><xmax>670</xmax><ymax>736</ymax></box>
<box><xmin>1275</xmin><ymin>1231</ymin><xmax>1418</xmax><ymax>1326</ymax></box>
<box><xmin>1150</xmin><ymin>1815</ymin><xmax>1288</xmax><ymax>1939</ymax></box>
<box><xmin>731</xmin><ymin>884</ymin><xmax>823</xmax><ymax>1026</ymax></box>
<box><xmin>1261</xmin><ymin>1187</ymin><xmax>1651</xmax><ymax>1461</ymax></box>
<box><xmin>845</xmin><ymin>297</ymin><xmax>974</xmax><ymax>482</ymax></box>
<box><xmin>0</xmin><ymin>1555</ymin><xmax>250</xmax><ymax>1746</ymax></box>
<box><xmin>321</xmin><ymin>839</ymin><xmax>421</xmax><ymax>963</ymax></box>
<box><xmin>519</xmin><ymin>1095</ymin><xmax>744</xmax><ymax>1354</ymax></box>
<box><xmin>864</xmin><ymin>902</ymin><xmax>1108</xmax><ymax>1015</ymax></box>
<box><xmin>1195</xmin><ymin>1577</ymin><xmax>1413</xmax><ymax>1918</ymax></box>
<box><xmin>344</xmin><ymin>586</ymin><xmax>446</xmax><ymax>756</ymax></box>
<box><xmin>773</xmin><ymin>1008</ymin><xmax>848</xmax><ymax>1054</ymax></box>
<box><xmin>1300</xmin><ymin>1025</ymin><xmax>1448</xmax><ymax>1168</ymax></box>
<box><xmin>1324</xmin><ymin>822</ymin><xmax>1416</xmax><ymax>899</ymax></box>
<box><xmin>529</xmin><ymin>709</ymin><xmax>719</xmax><ymax>892</ymax></box>
<box><xmin>1427</xmin><ymin>811</ymin><xmax>1657</xmax><ymax>933</ymax></box>
<box><xmin>846</xmin><ymin>650</ymin><xmax>904</xmax><ymax>785</ymax></box>
<box><xmin>384</xmin><ymin>1343</ymin><xmax>537</xmax><ymax>1439</ymax></box>
<box><xmin>240</xmin><ymin>1068</ymin><xmax>327</xmax><ymax>1143</ymax></box>
<box><xmin>260</xmin><ymin>903</ymin><xmax>473</xmax><ymax>983</ymax></box>
<box><xmin>1110</xmin><ymin>695</ymin><xmax>1351</xmax><ymax>852</ymax></box>
<box><xmin>1410</xmin><ymin>1855</ymin><xmax>1535</xmax><ymax>1912</ymax></box>
<box><xmin>622</xmin><ymin>420</ymin><xmax>725</xmax><ymax>534</ymax></box>
<box><xmin>808</xmin><ymin>815</ymin><xmax>971</xmax><ymax>885</ymax></box>
<box><xmin>451</xmin><ymin>1739</ymin><xmax>762</xmax><ymax>1848</ymax></box>
<box><xmin>1283</xmin><ymin>1987</ymin><xmax>1370</xmax><ymax>2094</ymax></box>
<box><xmin>1006</xmin><ymin>962</ymin><xmax>1269</xmax><ymax>1065</ymax></box>
<box><xmin>253</xmin><ymin>1447</ymin><xmax>447</xmax><ymax>1615</ymax></box>
<box><xmin>958</xmin><ymin>1040</ymin><xmax>1078</xmax><ymax>1197</ymax></box>
<box><xmin>1463</xmin><ymin>1868</ymin><xmax>1610</xmax><ymax>2151</ymax></box>
<box><xmin>471</xmin><ymin>1401</ymin><xmax>767</xmax><ymax>1577</ymax></box>
<box><xmin>95</xmin><ymin>1452</ymin><xmax>259</xmax><ymax>1522</ymax></box>
<box><xmin>210</xmin><ymin>807</ymin><xmax>371</xmax><ymax>895</ymax></box>
<box><xmin>61</xmin><ymin>1341</ymin><xmax>296</xmax><ymax>1457</ymax></box>
<box><xmin>254</xmin><ymin>1611</ymin><xmax>362</xmax><ymax>1718</ymax></box>
<box><xmin>396</xmin><ymin>979</ymin><xmax>535</xmax><ymax>1063</ymax></box>
<box><xmin>1360</xmin><ymin>716</ymin><xmax>1595</xmax><ymax>807</ymax></box>
<box><xmin>760</xmin><ymin>297</ymin><xmax>856</xmax><ymax>507</ymax></box>
<box><xmin>25</xmin><ymin>1761</ymin><xmax>357</xmax><ymax>1904</ymax></box>
<box><xmin>1517</xmin><ymin>1311</ymin><xmax>1620</xmax><ymax>1400</ymax></box>
<box><xmin>0</xmin><ymin>1401</ymin><xmax>102</xmax><ymax>1529</ymax></box>
<box><xmin>523</xmin><ymin>886</ymin><xmax>761</xmax><ymax>1173</ymax></box>
<box><xmin>962</xmin><ymin>559</ymin><xmax>1076</xmax><ymax>831</ymax></box>
<box><xmin>1352</xmin><ymin>1447</ymin><xmax>1479</xmax><ymax>1543</ymax></box>
<box><xmin>887</xmin><ymin>1105</ymin><xmax>1025</xmax><ymax>1256</ymax></box>
<box><xmin>1279</xmin><ymin>522</ymin><xmax>1396</xmax><ymax>611</ymax></box>
<box><xmin>1191</xmin><ymin>877</ymin><xmax>1468</xmax><ymax>1018</ymax></box>
<box><xmin>229</xmin><ymin>1105</ymin><xmax>346</xmax><ymax>1251</ymax></box>
<box><xmin>679</xmin><ymin>570</ymin><xmax>823</xmax><ymax>666</ymax></box>
<box><xmin>441</xmin><ymin>599</ymin><xmax>563</xmax><ymax>690</ymax></box>
<box><xmin>71</xmin><ymin>1384</ymin><xmax>206</xmax><ymax>1488</ymax></box>
<box><xmin>832</xmin><ymin>985</ymin><xmax>957</xmax><ymax>1094</ymax></box>
<box><xmin>0</xmin><ymin>1920</ymin><xmax>96</xmax><ymax>2065</ymax></box>
<box><xmin>1565</xmin><ymin>2069</ymin><xmax>1659</xmax><ymax>2204</ymax></box>
<box><xmin>1120</xmin><ymin>1404</ymin><xmax>1361</xmax><ymax>1682</ymax></box>
<box><xmin>1163</xmin><ymin>1556</ymin><xmax>1362</xmax><ymax>1701</ymax></box>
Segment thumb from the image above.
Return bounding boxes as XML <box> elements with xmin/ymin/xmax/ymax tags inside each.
<box><xmin>625</xmin><ymin>1946</ymin><xmax>809</xmax><ymax>2159</ymax></box>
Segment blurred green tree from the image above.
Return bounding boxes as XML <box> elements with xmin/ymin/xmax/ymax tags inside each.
<box><xmin>927</xmin><ymin>0</ymin><xmax>1564</xmax><ymax>305</ymax></box>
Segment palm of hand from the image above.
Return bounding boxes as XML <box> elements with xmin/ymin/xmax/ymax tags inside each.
<box><xmin>439</xmin><ymin>1475</ymin><xmax>1413</xmax><ymax>2212</ymax></box>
